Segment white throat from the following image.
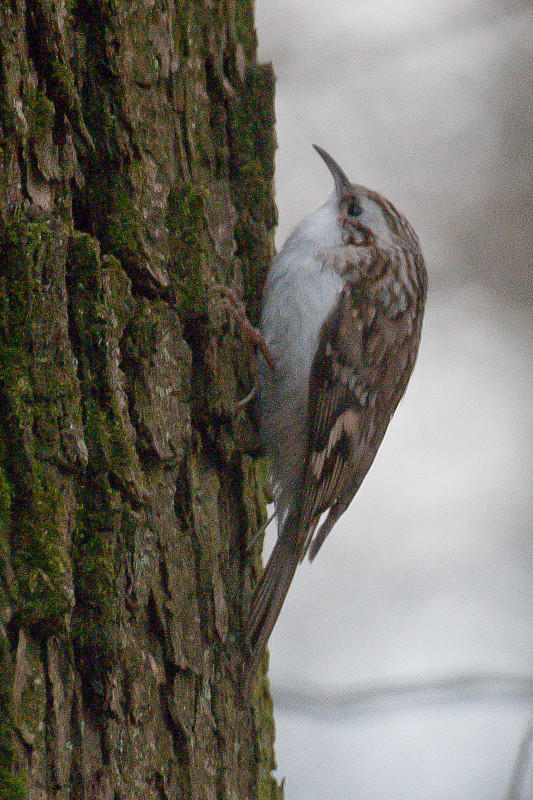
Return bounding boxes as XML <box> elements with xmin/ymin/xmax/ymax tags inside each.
<box><xmin>281</xmin><ymin>194</ymin><xmax>343</xmax><ymax>255</ymax></box>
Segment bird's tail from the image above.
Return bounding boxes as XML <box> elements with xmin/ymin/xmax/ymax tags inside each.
<box><xmin>247</xmin><ymin>518</ymin><xmax>300</xmax><ymax>680</ymax></box>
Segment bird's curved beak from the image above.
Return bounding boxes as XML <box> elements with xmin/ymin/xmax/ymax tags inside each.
<box><xmin>313</xmin><ymin>145</ymin><xmax>351</xmax><ymax>197</ymax></box>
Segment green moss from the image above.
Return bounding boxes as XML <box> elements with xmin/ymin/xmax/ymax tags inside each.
<box><xmin>68</xmin><ymin>232</ymin><xmax>146</xmax><ymax>498</ymax></box>
<box><xmin>232</xmin><ymin>0</ymin><xmax>257</xmax><ymax>63</ymax></box>
<box><xmin>227</xmin><ymin>64</ymin><xmax>277</xmax><ymax>321</ymax></box>
<box><xmin>73</xmin><ymin>173</ymin><xmax>146</xmax><ymax>282</ymax></box>
<box><xmin>0</xmin><ymin>620</ymin><xmax>27</xmax><ymax>800</ymax></box>
<box><xmin>76</xmin><ymin>0</ymin><xmax>119</xmax><ymax>21</ymax></box>
<box><xmin>70</xmin><ymin>613</ymin><xmax>117</xmax><ymax>712</ymax></box>
<box><xmin>0</xmin><ymin>220</ymin><xmax>44</xmax><ymax>346</ymax></box>
<box><xmin>49</xmin><ymin>58</ymin><xmax>78</xmax><ymax>110</ymax></box>
<box><xmin>0</xmin><ymin>222</ymin><xmax>140</xmax><ymax>636</ymax></box>
<box><xmin>26</xmin><ymin>0</ymin><xmax>92</xmax><ymax>147</ymax></box>
<box><xmin>0</xmin><ymin>633</ymin><xmax>19</xmax><ymax>800</ymax></box>
<box><xmin>83</xmin><ymin>396</ymin><xmax>146</xmax><ymax>500</ymax></box>
<box><xmin>0</xmin><ymin>220</ymin><xmax>74</xmax><ymax>630</ymax></box>
<box><xmin>103</xmin><ymin>189</ymin><xmax>146</xmax><ymax>278</ymax></box>
<box><xmin>102</xmin><ymin>254</ymin><xmax>135</xmax><ymax>336</ymax></box>
<box><xmin>0</xmin><ymin>466</ymin><xmax>15</xmax><ymax>614</ymax></box>
<box><xmin>167</xmin><ymin>183</ymin><xmax>209</xmax><ymax>321</ymax></box>
<box><xmin>0</xmin><ymin>464</ymin><xmax>13</xmax><ymax>545</ymax></box>
<box><xmin>0</xmin><ymin>771</ymin><xmax>26</xmax><ymax>800</ymax></box>
<box><xmin>68</xmin><ymin>228</ymin><xmax>101</xmax><ymax>288</ymax></box>
<box><xmin>72</xmin><ymin>481</ymin><xmax>117</xmax><ymax>620</ymax></box>
<box><xmin>11</xmin><ymin>462</ymin><xmax>73</xmax><ymax>632</ymax></box>
<box><xmin>25</xmin><ymin>87</ymin><xmax>59</xmax><ymax>181</ymax></box>
<box><xmin>26</xmin><ymin>87</ymin><xmax>55</xmax><ymax>132</ymax></box>
<box><xmin>0</xmin><ymin>1</ymin><xmax>282</xmax><ymax>792</ymax></box>
<box><xmin>71</xmin><ymin>477</ymin><xmax>121</xmax><ymax>711</ymax></box>
<box><xmin>240</xmin><ymin>456</ymin><xmax>270</xmax><ymax>561</ymax></box>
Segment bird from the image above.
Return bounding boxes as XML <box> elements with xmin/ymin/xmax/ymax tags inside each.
<box><xmin>247</xmin><ymin>145</ymin><xmax>427</xmax><ymax>677</ymax></box>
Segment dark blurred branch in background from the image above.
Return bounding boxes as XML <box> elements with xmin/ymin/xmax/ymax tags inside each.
<box><xmin>273</xmin><ymin>671</ymin><xmax>533</xmax><ymax>718</ymax></box>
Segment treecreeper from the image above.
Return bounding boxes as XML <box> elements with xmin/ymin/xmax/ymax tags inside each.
<box><xmin>248</xmin><ymin>145</ymin><xmax>427</xmax><ymax>678</ymax></box>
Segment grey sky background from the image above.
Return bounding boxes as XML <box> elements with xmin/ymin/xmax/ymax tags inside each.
<box><xmin>253</xmin><ymin>1</ymin><xmax>533</xmax><ymax>798</ymax></box>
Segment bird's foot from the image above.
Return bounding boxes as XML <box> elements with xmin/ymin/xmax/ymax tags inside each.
<box><xmin>235</xmin><ymin>383</ymin><xmax>257</xmax><ymax>410</ymax></box>
<box><xmin>213</xmin><ymin>284</ymin><xmax>275</xmax><ymax>371</ymax></box>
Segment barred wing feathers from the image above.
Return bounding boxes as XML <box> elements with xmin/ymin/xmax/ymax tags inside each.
<box><xmin>300</xmin><ymin>268</ymin><xmax>423</xmax><ymax>562</ymax></box>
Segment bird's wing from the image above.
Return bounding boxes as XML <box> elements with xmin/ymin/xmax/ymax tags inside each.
<box><xmin>296</xmin><ymin>273</ymin><xmax>419</xmax><ymax>561</ymax></box>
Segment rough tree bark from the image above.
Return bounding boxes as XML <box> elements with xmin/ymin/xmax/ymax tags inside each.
<box><xmin>0</xmin><ymin>1</ymin><xmax>281</xmax><ymax>798</ymax></box>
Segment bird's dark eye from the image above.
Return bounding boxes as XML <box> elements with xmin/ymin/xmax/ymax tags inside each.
<box><xmin>346</xmin><ymin>198</ymin><xmax>362</xmax><ymax>217</ymax></box>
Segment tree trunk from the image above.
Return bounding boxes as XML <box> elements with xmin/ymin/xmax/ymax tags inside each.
<box><xmin>0</xmin><ymin>1</ymin><xmax>280</xmax><ymax>798</ymax></box>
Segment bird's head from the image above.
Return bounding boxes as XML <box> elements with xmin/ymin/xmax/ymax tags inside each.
<box><xmin>314</xmin><ymin>144</ymin><xmax>405</xmax><ymax>252</ymax></box>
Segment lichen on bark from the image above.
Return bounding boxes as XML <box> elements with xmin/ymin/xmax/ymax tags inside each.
<box><xmin>0</xmin><ymin>0</ymin><xmax>281</xmax><ymax>798</ymax></box>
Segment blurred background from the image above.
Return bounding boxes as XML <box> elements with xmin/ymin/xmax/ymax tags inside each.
<box><xmin>253</xmin><ymin>1</ymin><xmax>533</xmax><ymax>798</ymax></box>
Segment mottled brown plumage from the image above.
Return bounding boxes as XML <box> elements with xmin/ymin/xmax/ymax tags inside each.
<box><xmin>248</xmin><ymin>146</ymin><xmax>427</xmax><ymax>677</ymax></box>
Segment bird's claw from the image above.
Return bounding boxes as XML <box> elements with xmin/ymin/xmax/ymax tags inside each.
<box><xmin>213</xmin><ymin>284</ymin><xmax>275</xmax><ymax>371</ymax></box>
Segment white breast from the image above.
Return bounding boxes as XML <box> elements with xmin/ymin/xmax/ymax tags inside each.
<box><xmin>258</xmin><ymin>197</ymin><xmax>344</xmax><ymax>522</ymax></box>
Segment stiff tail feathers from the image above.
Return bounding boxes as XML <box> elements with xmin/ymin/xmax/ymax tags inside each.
<box><xmin>308</xmin><ymin>498</ymin><xmax>349</xmax><ymax>561</ymax></box>
<box><xmin>247</xmin><ymin>521</ymin><xmax>300</xmax><ymax>680</ymax></box>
